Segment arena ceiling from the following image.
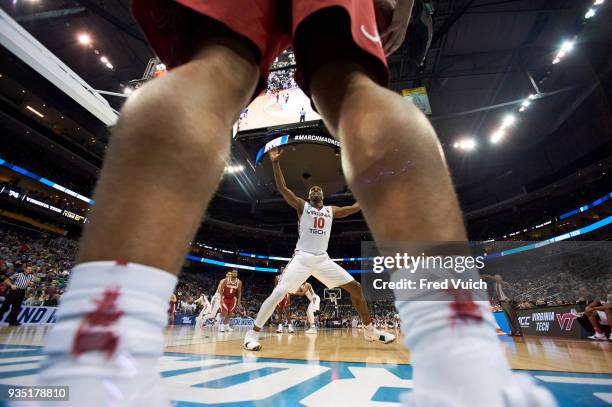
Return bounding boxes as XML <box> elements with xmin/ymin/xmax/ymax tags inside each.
<box><xmin>0</xmin><ymin>0</ymin><xmax>611</xmax><ymax>225</ymax></box>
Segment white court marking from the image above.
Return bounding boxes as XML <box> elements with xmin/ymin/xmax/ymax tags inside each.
<box><xmin>535</xmin><ymin>376</ymin><xmax>612</xmax><ymax>386</ymax></box>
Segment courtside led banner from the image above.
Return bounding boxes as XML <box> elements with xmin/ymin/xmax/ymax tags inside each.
<box><xmin>0</xmin><ymin>186</ymin><xmax>87</xmax><ymax>223</ymax></box>
<box><xmin>0</xmin><ymin>306</ymin><xmax>57</xmax><ymax>325</ymax></box>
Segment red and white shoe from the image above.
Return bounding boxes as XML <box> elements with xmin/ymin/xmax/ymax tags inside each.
<box><xmin>588</xmin><ymin>333</ymin><xmax>607</xmax><ymax>341</ymax></box>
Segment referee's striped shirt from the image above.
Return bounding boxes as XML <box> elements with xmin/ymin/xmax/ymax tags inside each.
<box><xmin>10</xmin><ymin>272</ymin><xmax>33</xmax><ymax>289</ymax></box>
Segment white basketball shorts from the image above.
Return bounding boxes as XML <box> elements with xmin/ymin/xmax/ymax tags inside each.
<box><xmin>278</xmin><ymin>251</ymin><xmax>354</xmax><ymax>294</ymax></box>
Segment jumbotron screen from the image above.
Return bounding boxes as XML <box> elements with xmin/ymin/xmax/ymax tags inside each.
<box><xmin>236</xmin><ymin>67</ymin><xmax>321</xmax><ymax>132</ymax></box>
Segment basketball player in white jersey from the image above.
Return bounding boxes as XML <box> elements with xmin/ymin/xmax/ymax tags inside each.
<box><xmin>201</xmin><ymin>291</ymin><xmax>221</xmax><ymax>326</ymax></box>
<box><xmin>294</xmin><ymin>282</ymin><xmax>321</xmax><ymax>334</ymax></box>
<box><xmin>244</xmin><ymin>148</ymin><xmax>395</xmax><ymax>350</ymax></box>
<box><xmin>194</xmin><ymin>293</ymin><xmax>211</xmax><ymax>328</ymax></box>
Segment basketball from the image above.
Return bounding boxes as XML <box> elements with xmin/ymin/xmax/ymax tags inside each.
<box><xmin>374</xmin><ymin>0</ymin><xmax>396</xmax><ymax>32</ymax></box>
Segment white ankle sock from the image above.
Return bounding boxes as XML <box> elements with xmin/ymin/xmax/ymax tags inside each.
<box><xmin>41</xmin><ymin>261</ymin><xmax>177</xmax><ymax>368</ymax></box>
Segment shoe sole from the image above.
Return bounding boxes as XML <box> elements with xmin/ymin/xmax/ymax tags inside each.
<box><xmin>244</xmin><ymin>343</ymin><xmax>261</xmax><ymax>351</ymax></box>
<box><xmin>365</xmin><ymin>336</ymin><xmax>396</xmax><ymax>344</ymax></box>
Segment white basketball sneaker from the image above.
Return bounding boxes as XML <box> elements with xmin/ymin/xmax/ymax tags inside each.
<box><xmin>243</xmin><ymin>330</ymin><xmax>262</xmax><ymax>351</ymax></box>
<box><xmin>364</xmin><ymin>324</ymin><xmax>396</xmax><ymax>344</ymax></box>
<box><xmin>288</xmin><ymin>323</ymin><xmax>295</xmax><ymax>333</ymax></box>
<box><xmin>587</xmin><ymin>332</ymin><xmax>607</xmax><ymax>341</ymax></box>
<box><xmin>305</xmin><ymin>325</ymin><xmax>317</xmax><ymax>334</ymax></box>
<box><xmin>225</xmin><ymin>324</ymin><xmax>233</xmax><ymax>333</ymax></box>
<box><xmin>218</xmin><ymin>324</ymin><xmax>225</xmax><ymax>333</ymax></box>
<box><xmin>276</xmin><ymin>324</ymin><xmax>283</xmax><ymax>333</ymax></box>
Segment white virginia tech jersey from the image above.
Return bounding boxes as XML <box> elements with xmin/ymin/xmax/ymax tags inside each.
<box><xmin>296</xmin><ymin>203</ymin><xmax>333</xmax><ymax>255</ymax></box>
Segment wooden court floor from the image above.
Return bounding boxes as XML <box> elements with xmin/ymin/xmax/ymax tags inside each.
<box><xmin>163</xmin><ymin>325</ymin><xmax>612</xmax><ymax>374</ymax></box>
<box><xmin>0</xmin><ymin>325</ymin><xmax>610</xmax><ymax>406</ymax></box>
<box><xmin>0</xmin><ymin>325</ymin><xmax>609</xmax><ymax>374</ymax></box>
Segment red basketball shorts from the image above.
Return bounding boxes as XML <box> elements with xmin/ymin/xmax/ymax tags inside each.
<box><xmin>132</xmin><ymin>0</ymin><xmax>388</xmax><ymax>97</ymax></box>
<box><xmin>276</xmin><ymin>294</ymin><xmax>291</xmax><ymax>310</ymax></box>
<box><xmin>221</xmin><ymin>297</ymin><xmax>236</xmax><ymax>314</ymax></box>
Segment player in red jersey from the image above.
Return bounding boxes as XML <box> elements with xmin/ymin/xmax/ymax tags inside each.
<box><xmin>217</xmin><ymin>270</ymin><xmax>242</xmax><ymax>332</ymax></box>
<box><xmin>168</xmin><ymin>293</ymin><xmax>177</xmax><ymax>325</ymax></box>
<box><xmin>274</xmin><ymin>266</ymin><xmax>294</xmax><ymax>333</ymax></box>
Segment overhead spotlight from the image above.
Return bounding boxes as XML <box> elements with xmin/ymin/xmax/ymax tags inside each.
<box><xmin>560</xmin><ymin>40</ymin><xmax>574</xmax><ymax>53</ymax></box>
<box><xmin>490</xmin><ymin>130</ymin><xmax>505</xmax><ymax>144</ymax></box>
<box><xmin>521</xmin><ymin>100</ymin><xmax>531</xmax><ymax>108</ymax></box>
<box><xmin>26</xmin><ymin>105</ymin><xmax>44</xmax><ymax>118</ymax></box>
<box><xmin>585</xmin><ymin>8</ymin><xmax>596</xmax><ymax>18</ymax></box>
<box><xmin>225</xmin><ymin>165</ymin><xmax>245</xmax><ymax>174</ymax></box>
<box><xmin>594</xmin><ymin>0</ymin><xmax>604</xmax><ymax>5</ymax></box>
<box><xmin>100</xmin><ymin>56</ymin><xmax>108</xmax><ymax>63</ymax></box>
<box><xmin>552</xmin><ymin>57</ymin><xmax>561</xmax><ymax>64</ymax></box>
<box><xmin>77</xmin><ymin>33</ymin><xmax>92</xmax><ymax>45</ymax></box>
<box><xmin>519</xmin><ymin>106</ymin><xmax>526</xmax><ymax>113</ymax></box>
<box><xmin>501</xmin><ymin>114</ymin><xmax>516</xmax><ymax>128</ymax></box>
<box><xmin>123</xmin><ymin>87</ymin><xmax>133</xmax><ymax>95</ymax></box>
<box><xmin>105</xmin><ymin>62</ymin><xmax>114</xmax><ymax>69</ymax></box>
<box><xmin>528</xmin><ymin>94</ymin><xmax>536</xmax><ymax>100</ymax></box>
<box><xmin>454</xmin><ymin>138</ymin><xmax>477</xmax><ymax>151</ymax></box>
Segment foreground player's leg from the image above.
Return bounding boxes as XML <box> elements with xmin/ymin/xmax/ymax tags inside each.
<box><xmin>300</xmin><ymin>8</ymin><xmax>555</xmax><ymax>407</ymax></box>
<box><xmin>38</xmin><ymin>36</ymin><xmax>259</xmax><ymax>405</ymax></box>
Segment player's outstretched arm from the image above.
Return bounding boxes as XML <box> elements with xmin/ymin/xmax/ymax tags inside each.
<box><xmin>381</xmin><ymin>0</ymin><xmax>415</xmax><ymax>56</ymax></box>
<box><xmin>331</xmin><ymin>202</ymin><xmax>361</xmax><ymax>219</ymax></box>
<box><xmin>270</xmin><ymin>148</ymin><xmax>306</xmax><ymax>212</ymax></box>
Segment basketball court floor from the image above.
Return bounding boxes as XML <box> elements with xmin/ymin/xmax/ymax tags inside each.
<box><xmin>0</xmin><ymin>325</ymin><xmax>610</xmax><ymax>406</ymax></box>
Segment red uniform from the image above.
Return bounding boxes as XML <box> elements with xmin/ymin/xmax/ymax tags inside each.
<box><xmin>277</xmin><ymin>294</ymin><xmax>291</xmax><ymax>310</ymax></box>
<box><xmin>275</xmin><ymin>275</ymin><xmax>290</xmax><ymax>310</ymax></box>
<box><xmin>221</xmin><ymin>278</ymin><xmax>239</xmax><ymax>314</ymax></box>
<box><xmin>168</xmin><ymin>298</ymin><xmax>176</xmax><ymax>325</ymax></box>
<box><xmin>132</xmin><ymin>0</ymin><xmax>388</xmax><ymax>97</ymax></box>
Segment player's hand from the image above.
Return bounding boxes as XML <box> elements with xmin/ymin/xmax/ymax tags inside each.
<box><xmin>381</xmin><ymin>1</ymin><xmax>413</xmax><ymax>56</ymax></box>
<box><xmin>269</xmin><ymin>147</ymin><xmax>283</xmax><ymax>163</ymax></box>
<box><xmin>382</xmin><ymin>18</ymin><xmax>409</xmax><ymax>56</ymax></box>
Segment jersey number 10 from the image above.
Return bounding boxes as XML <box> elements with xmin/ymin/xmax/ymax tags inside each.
<box><xmin>313</xmin><ymin>217</ymin><xmax>325</xmax><ymax>229</ymax></box>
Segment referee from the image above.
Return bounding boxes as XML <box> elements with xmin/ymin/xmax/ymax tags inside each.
<box><xmin>0</xmin><ymin>264</ymin><xmax>34</xmax><ymax>326</ymax></box>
